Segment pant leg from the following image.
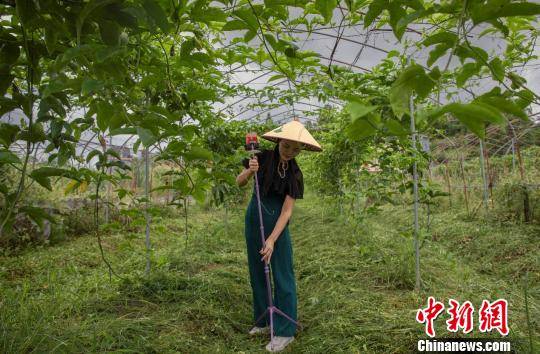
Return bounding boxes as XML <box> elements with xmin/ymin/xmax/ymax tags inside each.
<box><xmin>245</xmin><ymin>199</ymin><xmax>269</xmax><ymax>327</ymax></box>
<box><xmin>245</xmin><ymin>195</ymin><xmax>298</xmax><ymax>335</ymax></box>
<box><xmin>270</xmin><ymin>226</ymin><xmax>297</xmax><ymax>337</ymax></box>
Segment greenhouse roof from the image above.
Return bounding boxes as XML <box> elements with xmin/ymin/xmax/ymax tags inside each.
<box><xmin>1</xmin><ymin>1</ymin><xmax>539</xmax><ymax>161</ymax></box>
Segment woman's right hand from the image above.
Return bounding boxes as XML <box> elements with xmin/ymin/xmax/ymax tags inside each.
<box><xmin>248</xmin><ymin>156</ymin><xmax>259</xmax><ymax>173</ymax></box>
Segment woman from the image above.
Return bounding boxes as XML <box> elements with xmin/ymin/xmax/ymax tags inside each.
<box><xmin>236</xmin><ymin>120</ymin><xmax>322</xmax><ymax>352</ymax></box>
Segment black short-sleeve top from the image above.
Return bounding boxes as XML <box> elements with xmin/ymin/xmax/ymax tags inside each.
<box><xmin>241</xmin><ymin>144</ymin><xmax>304</xmax><ymax>199</ymax></box>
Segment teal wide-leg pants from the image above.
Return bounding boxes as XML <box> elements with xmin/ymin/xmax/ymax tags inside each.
<box><xmin>244</xmin><ymin>194</ymin><xmax>297</xmax><ymax>337</ymax></box>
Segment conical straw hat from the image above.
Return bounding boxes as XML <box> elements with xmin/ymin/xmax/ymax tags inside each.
<box><xmin>262</xmin><ymin>119</ymin><xmax>322</xmax><ymax>152</ymax></box>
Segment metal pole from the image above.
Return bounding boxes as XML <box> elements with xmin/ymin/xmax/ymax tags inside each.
<box><xmin>252</xmin><ymin>166</ymin><xmax>275</xmax><ymax>343</ymax></box>
<box><xmin>144</xmin><ymin>148</ymin><xmax>151</xmax><ymax>274</ymax></box>
<box><xmin>508</xmin><ymin>122</ymin><xmax>517</xmax><ymax>173</ymax></box>
<box><xmin>479</xmin><ymin>139</ymin><xmax>489</xmax><ymax>212</ymax></box>
<box><xmin>105</xmin><ymin>136</ymin><xmax>112</xmax><ymax>224</ymax></box>
<box><xmin>409</xmin><ymin>92</ymin><xmax>421</xmax><ymax>291</ymax></box>
<box><xmin>355</xmin><ymin>146</ymin><xmax>360</xmax><ymax>234</ymax></box>
<box><xmin>511</xmin><ymin>138</ymin><xmax>516</xmax><ymax>172</ymax></box>
<box><xmin>459</xmin><ymin>155</ymin><xmax>470</xmax><ymax>214</ymax></box>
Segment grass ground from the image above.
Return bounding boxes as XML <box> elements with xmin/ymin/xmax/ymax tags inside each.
<box><xmin>0</xmin><ymin>194</ymin><xmax>538</xmax><ymax>353</ymax></box>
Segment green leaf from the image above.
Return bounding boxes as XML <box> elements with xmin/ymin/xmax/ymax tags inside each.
<box><xmin>0</xmin><ymin>97</ymin><xmax>19</xmax><ymax>117</ymax></box>
<box><xmin>429</xmin><ymin>67</ymin><xmax>441</xmax><ymax>81</ymax></box>
<box><xmin>110</xmin><ymin>127</ymin><xmax>137</xmax><ymax>135</ymax></box>
<box><xmin>346</xmin><ymin>101</ymin><xmax>378</xmax><ymax>120</ymax></box>
<box><xmin>64</xmin><ymin>180</ymin><xmax>82</xmax><ymax>195</ymax></box>
<box><xmin>456</xmin><ymin>62</ymin><xmax>479</xmax><ymax>87</ymax></box>
<box><xmin>40</xmin><ymin>95</ymin><xmax>67</xmax><ymax>118</ymax></box>
<box><xmin>180</xmin><ymin>125</ymin><xmax>198</xmax><ymax>141</ymax></box>
<box><xmin>514</xmin><ymin>89</ymin><xmax>534</xmax><ymax>109</ymax></box>
<box><xmin>346</xmin><ymin>114</ymin><xmax>378</xmax><ymax>140</ymax></box>
<box><xmin>0</xmin><ymin>34</ymin><xmax>20</xmax><ymax>66</ymax></box>
<box><xmin>315</xmin><ymin>0</ymin><xmax>337</xmax><ymax>23</ymax></box>
<box><xmin>222</xmin><ymin>20</ymin><xmax>249</xmax><ymax>31</ymax></box>
<box><xmin>76</xmin><ymin>0</ymin><xmax>116</xmax><ymax>44</ymax></box>
<box><xmin>31</xmin><ymin>166</ymin><xmax>76</xmax><ymax>178</ymax></box>
<box><xmin>174</xmin><ymin>176</ymin><xmax>191</xmax><ymax>195</ymax></box>
<box><xmin>404</xmin><ymin>0</ymin><xmax>424</xmax><ymax>10</ymax></box>
<box><xmin>105</xmin><ymin>160</ymin><xmax>130</xmax><ymax>170</ymax></box>
<box><xmin>41</xmin><ymin>80</ymin><xmax>66</xmax><ymax>99</ymax></box>
<box><xmin>395</xmin><ymin>8</ymin><xmax>432</xmax><ymax>41</ymax></box>
<box><xmin>263</xmin><ymin>33</ymin><xmax>278</xmax><ymax>51</ymax></box>
<box><xmin>81</xmin><ymin>78</ymin><xmax>104</xmax><ymax>96</ymax></box>
<box><xmin>15</xmin><ymin>0</ymin><xmax>38</xmax><ymax>28</ymax></box>
<box><xmin>150</xmin><ymin>185</ymin><xmax>176</xmax><ymax>193</ymax></box>
<box><xmin>191</xmin><ymin>6</ymin><xmax>227</xmax><ymax>24</ymax></box>
<box><xmin>133</xmin><ymin>139</ymin><xmax>141</xmax><ymax>154</ymax></box>
<box><xmin>385</xmin><ymin>119</ymin><xmax>408</xmax><ymax>136</ymax></box>
<box><xmin>96</xmin><ymin>100</ymin><xmax>113</xmax><ymax>131</ymax></box>
<box><xmin>268</xmin><ymin>74</ymin><xmax>286</xmax><ymax>82</ymax></box>
<box><xmin>29</xmin><ymin>167</ymin><xmax>78</xmax><ymax>191</ymax></box>
<box><xmin>137</xmin><ymin>127</ymin><xmax>157</xmax><ymax>147</ymax></box>
<box><xmin>98</xmin><ymin>19</ymin><xmax>121</xmax><ymax>46</ymax></box>
<box><xmin>95</xmin><ymin>46</ymin><xmax>124</xmax><ymax>62</ymax></box>
<box><xmin>0</xmin><ymin>123</ymin><xmax>20</xmax><ymax>148</ymax></box>
<box><xmin>507</xmin><ymin>72</ymin><xmax>527</xmax><ymax>89</ymax></box>
<box><xmin>296</xmin><ymin>50</ymin><xmax>320</xmax><ymax>59</ymax></box>
<box><xmin>389</xmin><ymin>64</ymin><xmax>435</xmax><ymax>118</ymax></box>
<box><xmin>233</xmin><ymin>7</ymin><xmax>259</xmax><ymax>31</ymax></box>
<box><xmin>180</xmin><ymin>37</ymin><xmax>196</xmax><ymax>57</ymax></box>
<box><xmin>187</xmin><ymin>86</ymin><xmax>216</xmax><ymax>102</ymax></box>
<box><xmin>191</xmin><ymin>185</ymin><xmax>207</xmax><ymax>204</ymax></box>
<box><xmin>364</xmin><ymin>0</ymin><xmax>387</xmax><ymax>28</ymax></box>
<box><xmin>143</xmin><ymin>0</ymin><xmax>171</xmax><ymax>32</ymax></box>
<box><xmin>44</xmin><ymin>27</ymin><xmax>58</xmax><ymax>54</ymax></box>
<box><xmin>422</xmin><ymin>32</ymin><xmax>458</xmax><ymax>47</ymax></box>
<box><xmin>476</xmin><ymin>96</ymin><xmax>528</xmax><ymax>121</ymax></box>
<box><xmin>485</xmin><ymin>19</ymin><xmax>509</xmax><ymax>37</ymax></box>
<box><xmin>0</xmin><ymin>150</ymin><xmax>21</xmax><ymax>164</ymax></box>
<box><xmin>427</xmin><ymin>43</ymin><xmax>451</xmax><ymax>67</ymax></box>
<box><xmin>0</xmin><ymin>183</ymin><xmax>10</xmax><ymax>198</ymax></box>
<box><xmin>183</xmin><ymin>146</ymin><xmax>213</xmax><ymax>161</ymax></box>
<box><xmin>489</xmin><ymin>58</ymin><xmax>504</xmax><ymax>82</ymax></box>
<box><xmin>109</xmin><ymin>5</ymin><xmax>138</xmax><ymax>28</ymax></box>
<box><xmin>116</xmin><ymin>188</ymin><xmax>128</xmax><ymax>199</ymax></box>
<box><xmin>0</xmin><ymin>73</ymin><xmax>13</xmax><ymax>97</ymax></box>
<box><xmin>244</xmin><ymin>30</ymin><xmax>257</xmax><ymax>42</ymax></box>
<box><xmin>471</xmin><ymin>1</ymin><xmax>540</xmax><ymax>24</ymax></box>
<box><xmin>106</xmin><ymin>148</ymin><xmax>121</xmax><ymax>160</ymax></box>
<box><xmin>264</xmin><ymin>0</ymin><xmax>306</xmax><ymax>6</ymax></box>
<box><xmin>387</xmin><ymin>2</ymin><xmax>406</xmax><ymax>40</ymax></box>
<box><xmin>428</xmin><ymin>102</ymin><xmax>507</xmax><ymax>138</ymax></box>
<box><xmin>109</xmin><ymin>104</ymin><xmax>126</xmax><ymax>130</ymax></box>
<box><xmin>472</xmin><ymin>102</ymin><xmax>505</xmax><ymax>124</ymax></box>
<box><xmin>284</xmin><ymin>45</ymin><xmax>297</xmax><ymax>58</ymax></box>
<box><xmin>30</xmin><ymin>175</ymin><xmax>52</xmax><ymax>191</ymax></box>
<box><xmin>495</xmin><ymin>2</ymin><xmax>540</xmax><ymax>17</ymax></box>
<box><xmin>86</xmin><ymin>149</ymin><xmax>102</xmax><ymax>163</ymax></box>
<box><xmin>18</xmin><ymin>123</ymin><xmax>47</xmax><ymax>143</ymax></box>
<box><xmin>455</xmin><ymin>45</ymin><xmax>488</xmax><ymax>64</ymax></box>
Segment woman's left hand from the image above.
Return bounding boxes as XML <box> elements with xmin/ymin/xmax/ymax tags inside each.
<box><xmin>260</xmin><ymin>239</ymin><xmax>275</xmax><ymax>264</ymax></box>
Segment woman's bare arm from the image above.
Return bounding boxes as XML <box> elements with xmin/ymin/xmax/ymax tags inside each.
<box><xmin>236</xmin><ymin>156</ymin><xmax>258</xmax><ymax>187</ymax></box>
<box><xmin>236</xmin><ymin>168</ymin><xmax>253</xmax><ymax>187</ymax></box>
